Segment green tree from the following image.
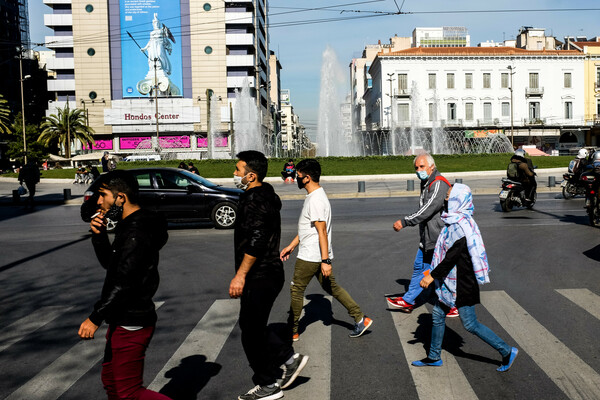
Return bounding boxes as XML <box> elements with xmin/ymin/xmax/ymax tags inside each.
<box><xmin>38</xmin><ymin>106</ymin><xmax>95</xmax><ymax>158</ymax></box>
<box><xmin>6</xmin><ymin>113</ymin><xmax>49</xmax><ymax>162</ymax></box>
<box><xmin>0</xmin><ymin>93</ymin><xmax>12</xmax><ymax>134</ymax></box>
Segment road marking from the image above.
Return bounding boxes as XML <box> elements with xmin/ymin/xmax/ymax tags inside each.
<box><xmin>285</xmin><ymin>296</ymin><xmax>332</xmax><ymax>400</ymax></box>
<box><xmin>5</xmin><ymin>302</ymin><xmax>164</xmax><ymax>400</ymax></box>
<box><xmin>148</xmin><ymin>299</ymin><xmax>239</xmax><ymax>391</ymax></box>
<box><xmin>556</xmin><ymin>289</ymin><xmax>600</xmax><ymax>321</ymax></box>
<box><xmin>0</xmin><ymin>306</ymin><xmax>71</xmax><ymax>353</ymax></box>
<box><xmin>391</xmin><ymin>308</ymin><xmax>478</xmax><ymax>400</ymax></box>
<box><xmin>481</xmin><ymin>291</ymin><xmax>600</xmax><ymax>400</ymax></box>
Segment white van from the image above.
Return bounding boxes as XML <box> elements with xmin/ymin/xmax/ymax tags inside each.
<box><xmin>123</xmin><ymin>154</ymin><xmax>162</xmax><ymax>162</ymax></box>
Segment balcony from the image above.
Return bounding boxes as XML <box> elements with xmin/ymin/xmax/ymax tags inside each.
<box><xmin>226</xmin><ymin>33</ymin><xmax>254</xmax><ymax>46</ymax></box>
<box><xmin>44</xmin><ymin>14</ymin><xmax>72</xmax><ymax>27</ymax></box>
<box><xmin>594</xmin><ymin>115</ymin><xmax>600</xmax><ymax>125</ymax></box>
<box><xmin>226</xmin><ymin>12</ymin><xmax>253</xmax><ymax>24</ymax></box>
<box><xmin>45</xmin><ymin>35</ymin><xmax>73</xmax><ymax>48</ymax></box>
<box><xmin>226</xmin><ymin>54</ymin><xmax>254</xmax><ymax>67</ymax></box>
<box><xmin>524</xmin><ymin>118</ymin><xmax>546</xmax><ymax>125</ymax></box>
<box><xmin>227</xmin><ymin>76</ymin><xmax>255</xmax><ymax>88</ymax></box>
<box><xmin>595</xmin><ymin>82</ymin><xmax>600</xmax><ymax>93</ymax></box>
<box><xmin>46</xmin><ymin>57</ymin><xmax>74</xmax><ymax>71</ymax></box>
<box><xmin>445</xmin><ymin>119</ymin><xmax>463</xmax><ymax>127</ymax></box>
<box><xmin>47</xmin><ymin>79</ymin><xmax>75</xmax><ymax>91</ymax></box>
<box><xmin>394</xmin><ymin>88</ymin><xmax>411</xmax><ymax>98</ymax></box>
<box><xmin>525</xmin><ymin>87</ymin><xmax>544</xmax><ymax>97</ymax></box>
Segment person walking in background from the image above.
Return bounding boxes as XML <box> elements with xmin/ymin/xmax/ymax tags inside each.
<box><xmin>101</xmin><ymin>151</ymin><xmax>110</xmax><ymax>173</ymax></box>
<box><xmin>177</xmin><ymin>161</ymin><xmax>188</xmax><ymax>170</ymax></box>
<box><xmin>280</xmin><ymin>158</ymin><xmax>373</xmax><ymax>340</ymax></box>
<box><xmin>411</xmin><ymin>183</ymin><xmax>518</xmax><ymax>372</ymax></box>
<box><xmin>78</xmin><ymin>170</ymin><xmax>172</xmax><ymax>399</ymax></box>
<box><xmin>388</xmin><ymin>153</ymin><xmax>458</xmax><ymax>317</ymax></box>
<box><xmin>18</xmin><ymin>160</ymin><xmax>40</xmax><ymax>210</ymax></box>
<box><xmin>188</xmin><ymin>162</ymin><xmax>199</xmax><ymax>174</ymax></box>
<box><xmin>231</xmin><ymin>150</ymin><xmax>308</xmax><ymax>400</ymax></box>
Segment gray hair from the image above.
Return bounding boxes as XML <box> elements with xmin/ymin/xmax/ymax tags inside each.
<box><xmin>414</xmin><ymin>153</ymin><xmax>435</xmax><ymax>167</ymax></box>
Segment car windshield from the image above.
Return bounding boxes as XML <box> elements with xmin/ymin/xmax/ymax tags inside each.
<box><xmin>179</xmin><ymin>169</ymin><xmax>219</xmax><ymax>188</ymax></box>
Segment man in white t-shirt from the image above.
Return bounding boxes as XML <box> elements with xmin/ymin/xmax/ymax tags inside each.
<box><xmin>280</xmin><ymin>159</ymin><xmax>373</xmax><ymax>340</ymax></box>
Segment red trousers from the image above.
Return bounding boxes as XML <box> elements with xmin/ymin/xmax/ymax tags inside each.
<box><xmin>102</xmin><ymin>326</ymin><xmax>171</xmax><ymax>400</ymax></box>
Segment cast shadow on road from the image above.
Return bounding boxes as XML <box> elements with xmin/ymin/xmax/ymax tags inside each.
<box><xmin>583</xmin><ymin>244</ymin><xmax>600</xmax><ymax>262</ymax></box>
<box><xmin>158</xmin><ymin>355</ymin><xmax>221</xmax><ymax>400</ymax></box>
<box><xmin>408</xmin><ymin>313</ymin><xmax>500</xmax><ymax>367</ymax></box>
<box><xmin>494</xmin><ymin>202</ymin><xmax>590</xmax><ymax>226</ymax></box>
<box><xmin>0</xmin><ymin>198</ymin><xmax>73</xmax><ymax>222</ymax></box>
<box><xmin>0</xmin><ymin>234</ymin><xmax>91</xmax><ymax>273</ymax></box>
<box><xmin>297</xmin><ymin>293</ymin><xmax>358</xmax><ymax>336</ymax></box>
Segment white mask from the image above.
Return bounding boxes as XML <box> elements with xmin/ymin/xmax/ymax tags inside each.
<box><xmin>233</xmin><ymin>174</ymin><xmax>249</xmax><ymax>190</ymax></box>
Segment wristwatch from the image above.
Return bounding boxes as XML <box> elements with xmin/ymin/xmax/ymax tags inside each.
<box><xmin>321</xmin><ymin>258</ymin><xmax>332</xmax><ymax>265</ymax></box>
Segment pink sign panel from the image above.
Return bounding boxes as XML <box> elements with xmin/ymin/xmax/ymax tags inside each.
<box><xmin>120</xmin><ymin>137</ymin><xmax>151</xmax><ymax>150</ymax></box>
<box><xmin>197</xmin><ymin>136</ymin><xmax>229</xmax><ymax>148</ymax></box>
<box><xmin>160</xmin><ymin>136</ymin><xmax>191</xmax><ymax>148</ymax></box>
<box><xmin>84</xmin><ymin>139</ymin><xmax>114</xmax><ymax>150</ymax></box>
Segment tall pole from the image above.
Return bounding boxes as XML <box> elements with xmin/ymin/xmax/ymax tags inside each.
<box><xmin>508</xmin><ymin>65</ymin><xmax>515</xmax><ymax>147</ymax></box>
<box><xmin>66</xmin><ymin>95</ymin><xmax>71</xmax><ymax>159</ymax></box>
<box><xmin>19</xmin><ymin>48</ymin><xmax>27</xmax><ymax>164</ymax></box>
<box><xmin>229</xmin><ymin>101</ymin><xmax>234</xmax><ymax>158</ymax></box>
<box><xmin>386</xmin><ymin>72</ymin><xmax>395</xmax><ymax>155</ymax></box>
<box><xmin>153</xmin><ymin>58</ymin><xmax>160</xmax><ymax>153</ymax></box>
<box><xmin>206</xmin><ymin>89</ymin><xmax>212</xmax><ymax>159</ymax></box>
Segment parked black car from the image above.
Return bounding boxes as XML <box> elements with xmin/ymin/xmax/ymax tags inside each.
<box><xmin>81</xmin><ymin>168</ymin><xmax>242</xmax><ymax>229</ymax></box>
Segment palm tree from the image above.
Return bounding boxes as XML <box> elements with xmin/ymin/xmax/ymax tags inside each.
<box><xmin>0</xmin><ymin>94</ymin><xmax>12</xmax><ymax>134</ymax></box>
<box><xmin>38</xmin><ymin>106</ymin><xmax>95</xmax><ymax>158</ymax></box>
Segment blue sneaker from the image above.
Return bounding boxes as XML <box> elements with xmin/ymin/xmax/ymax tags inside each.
<box><xmin>411</xmin><ymin>358</ymin><xmax>443</xmax><ymax>367</ymax></box>
<box><xmin>497</xmin><ymin>347</ymin><xmax>518</xmax><ymax>372</ymax></box>
<box><xmin>349</xmin><ymin>317</ymin><xmax>373</xmax><ymax>338</ymax></box>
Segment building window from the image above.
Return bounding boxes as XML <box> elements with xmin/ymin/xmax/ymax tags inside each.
<box><xmin>501</xmin><ymin>73</ymin><xmax>509</xmax><ymax>88</ymax></box>
<box><xmin>564</xmin><ymin>73</ymin><xmax>572</xmax><ymax>88</ymax></box>
<box><xmin>85</xmin><ymin>4</ymin><xmax>94</xmax><ymax>12</ymax></box>
<box><xmin>447</xmin><ymin>73</ymin><xmax>455</xmax><ymax>89</ymax></box>
<box><xmin>87</xmin><ymin>48</ymin><xmax>95</xmax><ymax>56</ymax></box>
<box><xmin>529</xmin><ymin>73</ymin><xmax>539</xmax><ymax>89</ymax></box>
<box><xmin>398</xmin><ymin>104</ymin><xmax>409</xmax><ymax>122</ymax></box>
<box><xmin>565</xmin><ymin>102</ymin><xmax>573</xmax><ymax>119</ymax></box>
<box><xmin>428</xmin><ymin>73</ymin><xmax>436</xmax><ymax>89</ymax></box>
<box><xmin>89</xmin><ymin>91</ymin><xmax>97</xmax><ymax>100</ymax></box>
<box><xmin>465</xmin><ymin>73</ymin><xmax>472</xmax><ymax>89</ymax></box>
<box><xmin>597</xmin><ymin>68</ymin><xmax>600</xmax><ymax>87</ymax></box>
<box><xmin>502</xmin><ymin>102</ymin><xmax>510</xmax><ymax>117</ymax></box>
<box><xmin>447</xmin><ymin>103</ymin><xmax>456</xmax><ymax>120</ymax></box>
<box><xmin>483</xmin><ymin>73</ymin><xmax>491</xmax><ymax>89</ymax></box>
<box><xmin>465</xmin><ymin>103</ymin><xmax>473</xmax><ymax>121</ymax></box>
<box><xmin>398</xmin><ymin>74</ymin><xmax>408</xmax><ymax>91</ymax></box>
<box><xmin>203</xmin><ymin>3</ymin><xmax>211</xmax><ymax>11</ymax></box>
<box><xmin>483</xmin><ymin>102</ymin><xmax>492</xmax><ymax>121</ymax></box>
<box><xmin>529</xmin><ymin>102</ymin><xmax>540</xmax><ymax>120</ymax></box>
<box><xmin>428</xmin><ymin>103</ymin><xmax>437</xmax><ymax>121</ymax></box>
<box><xmin>204</xmin><ymin>46</ymin><xmax>213</xmax><ymax>54</ymax></box>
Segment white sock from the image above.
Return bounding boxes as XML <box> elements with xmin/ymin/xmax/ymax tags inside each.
<box><xmin>285</xmin><ymin>354</ymin><xmax>297</xmax><ymax>365</ymax></box>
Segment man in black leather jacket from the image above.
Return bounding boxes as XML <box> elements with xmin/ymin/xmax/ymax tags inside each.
<box><xmin>78</xmin><ymin>170</ymin><xmax>171</xmax><ymax>400</ymax></box>
<box><xmin>230</xmin><ymin>150</ymin><xmax>308</xmax><ymax>400</ymax></box>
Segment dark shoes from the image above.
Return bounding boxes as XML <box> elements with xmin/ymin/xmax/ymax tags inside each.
<box><xmin>238</xmin><ymin>384</ymin><xmax>283</xmax><ymax>400</ymax></box>
<box><xmin>280</xmin><ymin>353</ymin><xmax>309</xmax><ymax>389</ymax></box>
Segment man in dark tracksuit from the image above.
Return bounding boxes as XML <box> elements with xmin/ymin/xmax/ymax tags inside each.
<box><xmin>230</xmin><ymin>150</ymin><xmax>308</xmax><ymax>400</ymax></box>
<box><xmin>388</xmin><ymin>153</ymin><xmax>452</xmax><ymax>314</ymax></box>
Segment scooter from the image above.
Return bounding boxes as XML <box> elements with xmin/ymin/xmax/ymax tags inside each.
<box><xmin>499</xmin><ymin>178</ymin><xmax>537</xmax><ymax>212</ymax></box>
<box><xmin>580</xmin><ymin>169</ymin><xmax>600</xmax><ymax>226</ymax></box>
<box><xmin>561</xmin><ymin>172</ymin><xmax>586</xmax><ymax>199</ymax></box>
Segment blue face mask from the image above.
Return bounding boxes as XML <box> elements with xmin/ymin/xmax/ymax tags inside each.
<box><xmin>416</xmin><ymin>170</ymin><xmax>429</xmax><ymax>181</ymax></box>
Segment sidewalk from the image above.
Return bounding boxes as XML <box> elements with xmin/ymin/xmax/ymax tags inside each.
<box><xmin>0</xmin><ymin>167</ymin><xmax>567</xmax><ymax>205</ymax></box>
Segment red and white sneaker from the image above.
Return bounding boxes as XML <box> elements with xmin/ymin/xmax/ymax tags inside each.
<box><xmin>446</xmin><ymin>307</ymin><xmax>459</xmax><ymax>318</ymax></box>
<box><xmin>386</xmin><ymin>297</ymin><xmax>414</xmax><ymax>313</ymax></box>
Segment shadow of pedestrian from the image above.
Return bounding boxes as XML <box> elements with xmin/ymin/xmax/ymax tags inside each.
<box><xmin>583</xmin><ymin>244</ymin><xmax>600</xmax><ymax>262</ymax></box>
<box><xmin>296</xmin><ymin>294</ymin><xmax>355</xmax><ymax>334</ymax></box>
<box><xmin>158</xmin><ymin>355</ymin><xmax>221</xmax><ymax>400</ymax></box>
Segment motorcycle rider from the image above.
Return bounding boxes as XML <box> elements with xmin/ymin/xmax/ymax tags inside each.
<box><xmin>281</xmin><ymin>159</ymin><xmax>296</xmax><ymax>182</ymax></box>
<box><xmin>507</xmin><ymin>149</ymin><xmax>536</xmax><ymax>201</ymax></box>
<box><xmin>569</xmin><ymin>148</ymin><xmax>591</xmax><ymax>178</ymax></box>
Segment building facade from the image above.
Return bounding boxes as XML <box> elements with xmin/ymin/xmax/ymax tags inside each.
<box><xmin>43</xmin><ymin>0</ymin><xmax>271</xmax><ymax>157</ymax></box>
<box><xmin>413</xmin><ymin>27</ymin><xmax>470</xmax><ymax>48</ymax></box>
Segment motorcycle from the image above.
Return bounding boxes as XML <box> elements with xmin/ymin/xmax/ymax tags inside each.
<box><xmin>561</xmin><ymin>172</ymin><xmax>586</xmax><ymax>199</ymax></box>
<box><xmin>580</xmin><ymin>169</ymin><xmax>600</xmax><ymax>226</ymax></box>
<box><xmin>499</xmin><ymin>178</ymin><xmax>537</xmax><ymax>212</ymax></box>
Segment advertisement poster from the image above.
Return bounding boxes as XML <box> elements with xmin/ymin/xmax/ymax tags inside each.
<box><xmin>84</xmin><ymin>139</ymin><xmax>114</xmax><ymax>150</ymax></box>
<box><xmin>198</xmin><ymin>137</ymin><xmax>228</xmax><ymax>148</ymax></box>
<box><xmin>120</xmin><ymin>0</ymin><xmax>183</xmax><ymax>98</ymax></box>
<box><xmin>464</xmin><ymin>129</ymin><xmax>503</xmax><ymax>138</ymax></box>
<box><xmin>120</xmin><ymin>136</ymin><xmax>151</xmax><ymax>150</ymax></box>
<box><xmin>160</xmin><ymin>136</ymin><xmax>190</xmax><ymax>148</ymax></box>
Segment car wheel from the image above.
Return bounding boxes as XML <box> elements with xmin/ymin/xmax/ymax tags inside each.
<box><xmin>212</xmin><ymin>202</ymin><xmax>237</xmax><ymax>229</ymax></box>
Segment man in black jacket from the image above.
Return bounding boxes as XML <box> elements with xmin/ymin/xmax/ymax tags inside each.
<box><xmin>231</xmin><ymin>150</ymin><xmax>308</xmax><ymax>400</ymax></box>
<box><xmin>78</xmin><ymin>170</ymin><xmax>171</xmax><ymax>400</ymax></box>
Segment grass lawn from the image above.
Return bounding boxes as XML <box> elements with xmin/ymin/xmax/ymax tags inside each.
<box><xmin>3</xmin><ymin>154</ymin><xmax>571</xmax><ymax>180</ymax></box>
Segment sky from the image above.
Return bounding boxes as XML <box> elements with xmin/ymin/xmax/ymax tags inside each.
<box><xmin>29</xmin><ymin>0</ymin><xmax>600</xmax><ymax>136</ymax></box>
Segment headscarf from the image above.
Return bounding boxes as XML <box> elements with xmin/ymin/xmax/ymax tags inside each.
<box><xmin>430</xmin><ymin>183</ymin><xmax>490</xmax><ymax>307</ymax></box>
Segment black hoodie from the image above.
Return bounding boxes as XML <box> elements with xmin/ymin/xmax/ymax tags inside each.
<box><xmin>234</xmin><ymin>183</ymin><xmax>284</xmax><ymax>283</ymax></box>
<box><xmin>89</xmin><ymin>208</ymin><xmax>168</xmax><ymax>327</ymax></box>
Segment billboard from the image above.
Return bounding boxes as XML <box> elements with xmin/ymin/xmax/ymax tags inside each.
<box><xmin>464</xmin><ymin>129</ymin><xmax>503</xmax><ymax>138</ymax></box>
<box><xmin>120</xmin><ymin>0</ymin><xmax>183</xmax><ymax>98</ymax></box>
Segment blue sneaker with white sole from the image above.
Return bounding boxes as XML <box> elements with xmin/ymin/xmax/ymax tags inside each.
<box><xmin>497</xmin><ymin>347</ymin><xmax>518</xmax><ymax>372</ymax></box>
<box><xmin>411</xmin><ymin>358</ymin><xmax>443</xmax><ymax>367</ymax></box>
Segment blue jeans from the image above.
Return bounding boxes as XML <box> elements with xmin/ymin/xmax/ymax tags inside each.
<box><xmin>403</xmin><ymin>248</ymin><xmax>431</xmax><ymax>305</ymax></box>
<box><xmin>428</xmin><ymin>301</ymin><xmax>511</xmax><ymax>361</ymax></box>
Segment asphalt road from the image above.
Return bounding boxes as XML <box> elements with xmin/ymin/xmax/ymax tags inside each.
<box><xmin>1</xmin><ymin>193</ymin><xmax>599</xmax><ymax>400</ymax></box>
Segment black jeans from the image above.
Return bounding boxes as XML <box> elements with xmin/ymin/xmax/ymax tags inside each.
<box><xmin>239</xmin><ymin>278</ymin><xmax>294</xmax><ymax>386</ymax></box>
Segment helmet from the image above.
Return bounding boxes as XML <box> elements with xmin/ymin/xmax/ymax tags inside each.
<box><xmin>578</xmin><ymin>148</ymin><xmax>589</xmax><ymax>159</ymax></box>
<box><xmin>514</xmin><ymin>149</ymin><xmax>527</xmax><ymax>158</ymax></box>
<box><xmin>592</xmin><ymin>151</ymin><xmax>600</xmax><ymax>162</ymax></box>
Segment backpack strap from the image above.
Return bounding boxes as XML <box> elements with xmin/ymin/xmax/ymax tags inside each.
<box><xmin>428</xmin><ymin>175</ymin><xmax>451</xmax><ymax>190</ymax></box>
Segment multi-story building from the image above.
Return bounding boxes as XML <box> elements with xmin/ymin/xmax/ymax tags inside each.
<box><xmin>278</xmin><ymin>89</ymin><xmax>311</xmax><ymax>157</ymax></box>
<box><xmin>43</xmin><ymin>0</ymin><xmax>270</xmax><ymax>158</ymax></box>
<box><xmin>366</xmin><ymin>46</ymin><xmax>585</xmax><ymax>152</ymax></box>
<box><xmin>413</xmin><ymin>27</ymin><xmax>470</xmax><ymax>48</ymax></box>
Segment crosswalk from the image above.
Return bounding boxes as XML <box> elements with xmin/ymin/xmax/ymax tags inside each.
<box><xmin>1</xmin><ymin>290</ymin><xmax>600</xmax><ymax>400</ymax></box>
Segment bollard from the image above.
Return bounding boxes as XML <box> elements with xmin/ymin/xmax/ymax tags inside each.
<box><xmin>63</xmin><ymin>188</ymin><xmax>72</xmax><ymax>200</ymax></box>
<box><xmin>407</xmin><ymin>180</ymin><xmax>415</xmax><ymax>191</ymax></box>
<box><xmin>12</xmin><ymin>189</ymin><xmax>20</xmax><ymax>204</ymax></box>
<box><xmin>455</xmin><ymin>178</ymin><xmax>463</xmax><ymax>184</ymax></box>
<box><xmin>358</xmin><ymin>181</ymin><xmax>365</xmax><ymax>193</ymax></box>
<box><xmin>548</xmin><ymin>176</ymin><xmax>556</xmax><ymax>187</ymax></box>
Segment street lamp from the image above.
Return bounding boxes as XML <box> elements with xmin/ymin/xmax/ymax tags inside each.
<box><xmin>507</xmin><ymin>65</ymin><xmax>516</xmax><ymax>147</ymax></box>
<box><xmin>386</xmin><ymin>72</ymin><xmax>396</xmax><ymax>155</ymax></box>
<box><xmin>19</xmin><ymin>46</ymin><xmax>31</xmax><ymax>164</ymax></box>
